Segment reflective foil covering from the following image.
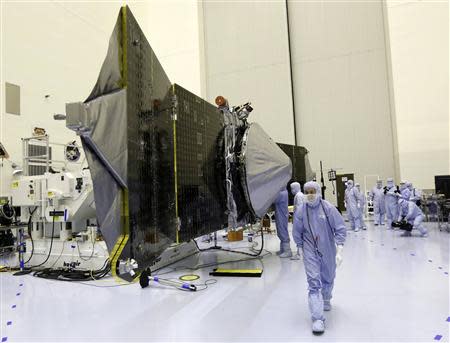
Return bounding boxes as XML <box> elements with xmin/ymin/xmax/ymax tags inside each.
<box><xmin>276</xmin><ymin>143</ymin><xmax>312</xmax><ymax>205</ymax></box>
<box><xmin>241</xmin><ymin>123</ymin><xmax>292</xmax><ymax>219</ymax></box>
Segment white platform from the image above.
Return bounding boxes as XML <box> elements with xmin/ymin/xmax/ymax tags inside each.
<box><xmin>0</xmin><ymin>221</ymin><xmax>449</xmax><ymax>342</ymax></box>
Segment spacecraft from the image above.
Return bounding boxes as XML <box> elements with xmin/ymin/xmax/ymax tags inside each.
<box><xmin>66</xmin><ymin>6</ymin><xmax>295</xmax><ymax>278</ymax></box>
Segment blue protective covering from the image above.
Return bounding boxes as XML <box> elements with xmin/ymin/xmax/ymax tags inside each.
<box><xmin>294</xmin><ymin>192</ymin><xmax>305</xmax><ymax>212</ymax></box>
<box><xmin>291</xmin><ymin>182</ymin><xmax>301</xmax><ymax>195</ymax></box>
<box><xmin>275</xmin><ymin>189</ymin><xmax>290</xmax><ymax>251</ymax></box>
<box><xmin>408</xmin><ymin>183</ymin><xmax>422</xmax><ymax>203</ymax></box>
<box><xmin>369</xmin><ymin>182</ymin><xmax>386</xmax><ymax>225</ymax></box>
<box><xmin>344</xmin><ymin>181</ymin><xmax>361</xmax><ymax>230</ymax></box>
<box><xmin>399</xmin><ymin>181</ymin><xmax>411</xmax><ymax>200</ymax></box>
<box><xmin>385</xmin><ymin>178</ymin><xmax>399</xmax><ymax>229</ymax></box>
<box><xmin>401</xmin><ymin>188</ymin><xmax>411</xmax><ymax>200</ymax></box>
<box><xmin>293</xmin><ymin>181</ymin><xmax>347</xmax><ymax>321</ymax></box>
<box><xmin>398</xmin><ymin>199</ymin><xmax>409</xmax><ymax>219</ymax></box>
<box><xmin>398</xmin><ymin>199</ymin><xmax>428</xmax><ymax>236</ymax></box>
<box><xmin>290</xmin><ymin>182</ymin><xmax>305</xmax><ymax>212</ymax></box>
<box><xmin>355</xmin><ymin>184</ymin><xmax>366</xmax><ymax>226</ymax></box>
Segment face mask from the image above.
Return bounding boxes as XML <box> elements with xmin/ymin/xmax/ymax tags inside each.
<box><xmin>306</xmin><ymin>193</ymin><xmax>317</xmax><ymax>203</ymax></box>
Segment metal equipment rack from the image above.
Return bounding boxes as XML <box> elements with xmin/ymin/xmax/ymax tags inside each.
<box><xmin>22</xmin><ymin>135</ymin><xmax>50</xmax><ymax>176</ymax></box>
<box><xmin>439</xmin><ymin>199</ymin><xmax>450</xmax><ymax>232</ymax></box>
<box><xmin>0</xmin><ymin>224</ymin><xmax>23</xmax><ymax>254</ymax></box>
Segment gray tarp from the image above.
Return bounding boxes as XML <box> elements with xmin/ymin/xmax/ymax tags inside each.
<box><xmin>66</xmin><ymin>89</ymin><xmax>128</xmax><ymax>254</ymax></box>
<box><xmin>85</xmin><ymin>13</ymin><xmax>123</xmax><ymax>103</ymax></box>
<box><xmin>244</xmin><ymin>123</ymin><xmax>292</xmax><ymax>218</ymax></box>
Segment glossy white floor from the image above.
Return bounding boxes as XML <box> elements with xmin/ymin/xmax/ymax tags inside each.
<box><xmin>1</xmin><ymin>220</ymin><xmax>449</xmax><ymax>342</ymax></box>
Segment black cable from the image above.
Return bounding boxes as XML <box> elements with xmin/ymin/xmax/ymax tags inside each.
<box><xmin>76</xmin><ymin>238</ymin><xmax>96</xmax><ymax>261</ymax></box>
<box><xmin>195</xmin><ymin>279</ymin><xmax>217</xmax><ymax>292</ymax></box>
<box><xmin>77</xmin><ymin>282</ymin><xmax>133</xmax><ymax>288</ymax></box>
<box><xmin>192</xmin><ymin>226</ymin><xmax>265</xmax><ymax>257</ymax></box>
<box><xmin>33</xmin><ymin>266</ymin><xmax>111</xmax><ymax>282</ymax></box>
<box><xmin>33</xmin><ymin>224</ymin><xmax>265</xmax><ymax>282</ymax></box>
<box><xmin>32</xmin><ymin>224</ymin><xmax>125</xmax><ymax>282</ymax></box>
<box><xmin>33</xmin><ymin>248</ymin><xmax>112</xmax><ymax>282</ymax></box>
<box><xmin>48</xmin><ymin>237</ymin><xmax>65</xmax><ymax>269</ymax></box>
<box><xmin>29</xmin><ymin>214</ymin><xmax>128</xmax><ymax>282</ymax></box>
<box><xmin>221</xmin><ymin>226</ymin><xmax>265</xmax><ymax>256</ymax></box>
<box><xmin>29</xmin><ymin>214</ymin><xmax>56</xmax><ymax>269</ymax></box>
<box><xmin>24</xmin><ymin>207</ymin><xmax>38</xmax><ymax>264</ymax></box>
<box><xmin>33</xmin><ymin>234</ymin><xmax>269</xmax><ymax>283</ymax></box>
<box><xmin>91</xmin><ymin>228</ymin><xmax>130</xmax><ymax>278</ymax></box>
<box><xmin>158</xmin><ymin>276</ymin><xmax>218</xmax><ymax>293</ymax></box>
<box><xmin>43</xmin><ymin>226</ymin><xmax>123</xmax><ymax>281</ymax></box>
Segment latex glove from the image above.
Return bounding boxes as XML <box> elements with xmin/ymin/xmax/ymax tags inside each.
<box><xmin>357</xmin><ymin>203</ymin><xmax>361</xmax><ymax>209</ymax></box>
<box><xmin>336</xmin><ymin>245</ymin><xmax>344</xmax><ymax>267</ymax></box>
<box><xmin>291</xmin><ymin>247</ymin><xmax>302</xmax><ymax>260</ymax></box>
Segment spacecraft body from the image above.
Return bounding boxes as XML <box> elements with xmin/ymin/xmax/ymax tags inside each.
<box><xmin>66</xmin><ymin>6</ymin><xmax>292</xmax><ymax>276</ymax></box>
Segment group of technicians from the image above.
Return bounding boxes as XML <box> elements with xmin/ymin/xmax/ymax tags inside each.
<box><xmin>354</xmin><ymin>178</ymin><xmax>427</xmax><ymax>237</ymax></box>
<box><xmin>272</xmin><ymin>178</ymin><xmax>428</xmax><ymax>334</ymax></box>
<box><xmin>344</xmin><ymin>180</ymin><xmax>367</xmax><ymax>231</ymax></box>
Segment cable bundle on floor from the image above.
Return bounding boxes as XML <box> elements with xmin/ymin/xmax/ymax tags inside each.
<box><xmin>32</xmin><ymin>266</ymin><xmax>110</xmax><ymax>281</ymax></box>
<box><xmin>22</xmin><ymin>212</ymin><xmax>111</xmax><ymax>281</ymax></box>
<box><xmin>32</xmin><ymin>258</ymin><xmax>111</xmax><ymax>282</ymax></box>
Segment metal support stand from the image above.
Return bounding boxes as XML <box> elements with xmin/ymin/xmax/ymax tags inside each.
<box><xmin>210</xmin><ymin>231</ymin><xmax>222</xmax><ymax>250</ymax></box>
<box><xmin>13</xmin><ymin>226</ymin><xmax>32</xmax><ymax>275</ymax></box>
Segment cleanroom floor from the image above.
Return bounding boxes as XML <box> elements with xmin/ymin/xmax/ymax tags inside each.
<box><xmin>1</xmin><ymin>220</ymin><xmax>449</xmax><ymax>342</ymax></box>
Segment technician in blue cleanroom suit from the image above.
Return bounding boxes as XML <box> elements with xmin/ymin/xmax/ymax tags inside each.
<box><xmin>355</xmin><ymin>183</ymin><xmax>367</xmax><ymax>230</ymax></box>
<box><xmin>369</xmin><ymin>180</ymin><xmax>386</xmax><ymax>225</ymax></box>
<box><xmin>290</xmin><ymin>182</ymin><xmax>305</xmax><ymax>261</ymax></box>
<box><xmin>290</xmin><ymin>182</ymin><xmax>305</xmax><ymax>212</ymax></box>
<box><xmin>292</xmin><ymin>181</ymin><xmax>347</xmax><ymax>334</ymax></box>
<box><xmin>400</xmin><ymin>180</ymin><xmax>411</xmax><ymax>200</ymax></box>
<box><xmin>384</xmin><ymin>178</ymin><xmax>399</xmax><ymax>230</ymax></box>
<box><xmin>398</xmin><ymin>198</ymin><xmax>428</xmax><ymax>237</ymax></box>
<box><xmin>275</xmin><ymin>188</ymin><xmax>292</xmax><ymax>258</ymax></box>
<box><xmin>344</xmin><ymin>180</ymin><xmax>361</xmax><ymax>231</ymax></box>
<box><xmin>407</xmin><ymin>182</ymin><xmax>422</xmax><ymax>206</ymax></box>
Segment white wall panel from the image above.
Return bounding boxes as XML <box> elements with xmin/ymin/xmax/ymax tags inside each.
<box><xmin>386</xmin><ymin>0</ymin><xmax>449</xmax><ymax>189</ymax></box>
<box><xmin>288</xmin><ymin>0</ymin><xmax>396</xmax><ymax>202</ymax></box>
<box><xmin>201</xmin><ymin>1</ymin><xmax>296</xmax><ymax>145</ymax></box>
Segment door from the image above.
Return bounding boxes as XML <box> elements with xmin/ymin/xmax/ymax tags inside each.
<box><xmin>336</xmin><ymin>173</ymin><xmax>354</xmax><ymax>212</ymax></box>
<box><xmin>435</xmin><ymin>175</ymin><xmax>450</xmax><ymax>198</ymax></box>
